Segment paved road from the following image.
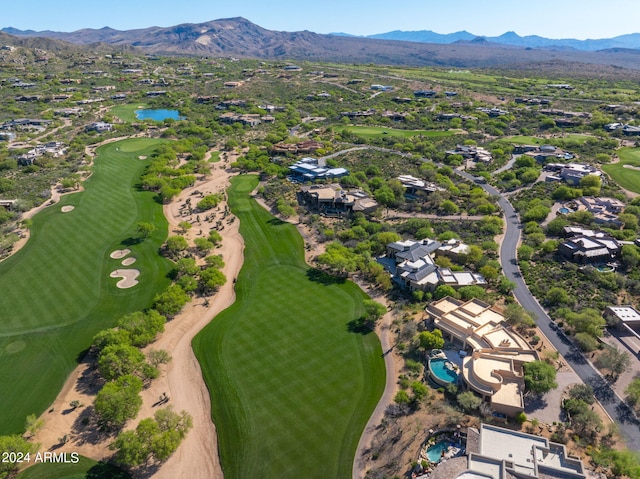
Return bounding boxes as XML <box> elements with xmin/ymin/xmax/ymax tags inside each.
<box><xmin>453</xmin><ymin>167</ymin><xmax>640</xmax><ymax>450</ymax></box>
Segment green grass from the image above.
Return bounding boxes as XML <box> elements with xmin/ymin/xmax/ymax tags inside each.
<box><xmin>344</xmin><ymin>125</ymin><xmax>454</xmax><ymax>138</ymax></box>
<box><xmin>0</xmin><ymin>138</ymin><xmax>172</xmax><ymax>433</ymax></box>
<box><xmin>110</xmin><ymin>104</ymin><xmax>147</xmax><ymax>123</ymax></box>
<box><xmin>17</xmin><ymin>456</ymin><xmax>131</xmax><ymax>479</ymax></box>
<box><xmin>193</xmin><ymin>175</ymin><xmax>385</xmax><ymax>479</ymax></box>
<box><xmin>603</xmin><ymin>147</ymin><xmax>640</xmax><ymax>194</ymax></box>
<box><xmin>507</xmin><ymin>134</ymin><xmax>593</xmax><ymax>145</ymax></box>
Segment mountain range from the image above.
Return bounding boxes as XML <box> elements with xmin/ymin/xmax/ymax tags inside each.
<box><xmin>2</xmin><ymin>18</ymin><xmax>640</xmax><ymax>75</ymax></box>
<box><xmin>334</xmin><ymin>30</ymin><xmax>640</xmax><ymax>52</ymax></box>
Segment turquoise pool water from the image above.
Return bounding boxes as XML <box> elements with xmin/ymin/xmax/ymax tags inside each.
<box><xmin>559</xmin><ymin>207</ymin><xmax>570</xmax><ymax>214</ymax></box>
<box><xmin>430</xmin><ymin>358</ymin><xmax>458</xmax><ymax>384</ymax></box>
<box><xmin>135</xmin><ymin>109</ymin><xmax>183</xmax><ymax>121</ymax></box>
<box><xmin>597</xmin><ymin>265</ymin><xmax>614</xmax><ymax>272</ymax></box>
<box><xmin>426</xmin><ymin>440</ymin><xmax>449</xmax><ymax>462</ymax></box>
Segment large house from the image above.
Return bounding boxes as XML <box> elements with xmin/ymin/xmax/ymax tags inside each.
<box><xmin>544</xmin><ymin>163</ymin><xmax>601</xmax><ymax>185</ymax></box>
<box><xmin>444</xmin><ymin>423</ymin><xmax>587</xmax><ymax>479</ymax></box>
<box><xmin>426</xmin><ymin>297</ymin><xmax>539</xmax><ymax>417</ymax></box>
<box><xmin>558</xmin><ymin>231</ymin><xmax>620</xmax><ymax>264</ymax></box>
<box><xmin>85</xmin><ymin>122</ymin><xmax>113</xmax><ymax>133</ymax></box>
<box><xmin>604</xmin><ymin>305</ymin><xmax>640</xmax><ymax>355</ymax></box>
<box><xmin>288</xmin><ymin>157</ymin><xmax>349</xmax><ymax>182</ymax></box>
<box><xmin>298</xmin><ymin>184</ymin><xmax>377</xmax><ymax>217</ymax></box>
<box><xmin>384</xmin><ymin>239</ymin><xmax>485</xmax><ymax>292</ymax></box>
<box><xmin>397</xmin><ymin>175</ymin><xmax>445</xmax><ymax>198</ymax></box>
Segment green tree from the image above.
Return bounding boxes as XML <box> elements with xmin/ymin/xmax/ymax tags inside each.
<box><xmin>621</xmin><ymin>244</ymin><xmax>640</xmax><ymax>271</ymax></box>
<box><xmin>546</xmin><ymin>287</ymin><xmax>570</xmax><ymax>306</ymax></box>
<box><xmin>503</xmin><ymin>303</ymin><xmax>535</xmax><ymax>330</ymax></box>
<box><xmin>518</xmin><ymin>244</ymin><xmax>535</xmax><ymax>261</ymax></box>
<box><xmin>457</xmin><ymin>391</ymin><xmax>482</xmax><ymax>412</ymax></box>
<box><xmin>440</xmin><ymin>200</ymin><xmax>459</xmax><ymax>215</ymax></box>
<box><xmin>94</xmin><ymin>375</ymin><xmax>143</xmax><ymax>429</ymax></box>
<box><xmin>194</xmin><ymin>237</ymin><xmax>214</xmax><ymax>254</ymax></box>
<box><xmin>117</xmin><ymin>310</ymin><xmax>166</xmax><ymax>348</ymax></box>
<box><xmin>574</xmin><ymin>332</ymin><xmax>599</xmax><ymax>352</ymax></box>
<box><xmin>394</xmin><ymin>390</ymin><xmax>410</xmax><ymax>404</ymax></box>
<box><xmin>93</xmin><ymin>328</ymin><xmax>131</xmax><ymax>352</ymax></box>
<box><xmin>199</xmin><ymin>267</ymin><xmax>227</xmax><ymax>292</ymax></box>
<box><xmin>98</xmin><ymin>344</ymin><xmax>147</xmax><ymax>381</ymax></box>
<box><xmin>458</xmin><ymin>285</ymin><xmax>487</xmax><ymax>300</ymax></box>
<box><xmin>148</xmin><ymin>349</ymin><xmax>172</xmax><ymax>368</ymax></box>
<box><xmin>625</xmin><ymin>378</ymin><xmax>640</xmax><ymax>407</ymax></box>
<box><xmin>572</xmin><ymin>409</ymin><xmax>603</xmax><ymax>440</ymax></box>
<box><xmin>25</xmin><ymin>413</ymin><xmax>44</xmax><ymax>437</ymax></box>
<box><xmin>112</xmin><ymin>408</ymin><xmax>193</xmax><ymax>466</ymax></box>
<box><xmin>595</xmin><ymin>346</ymin><xmax>631</xmax><ymax>379</ymax></box>
<box><xmin>136</xmin><ymin>222</ymin><xmax>156</xmax><ymax>239</ymax></box>
<box><xmin>434</xmin><ymin>284</ymin><xmax>458</xmax><ymax>300</ymax></box>
<box><xmin>317</xmin><ymin>242</ymin><xmax>358</xmax><ymax>275</ymax></box>
<box><xmin>197</xmin><ymin>193</ymin><xmax>224</xmax><ymax>210</ymax></box>
<box><xmin>154</xmin><ymin>284</ymin><xmax>190</xmax><ymax>317</ymax></box>
<box><xmin>362</xmin><ymin>299</ymin><xmax>386</xmax><ymax>324</ymax></box>
<box><xmin>175</xmin><ymin>257</ymin><xmax>199</xmax><ymax>276</ymax></box>
<box><xmin>418</xmin><ymin>329</ymin><xmax>445</xmax><ymax>351</ymax></box>
<box><xmin>177</xmin><ymin>221</ymin><xmax>192</xmax><ymax>234</ymax></box>
<box><xmin>204</xmin><ymin>254</ymin><xmax>225</xmax><ymax>269</ymax></box>
<box><xmin>208</xmin><ymin>230</ymin><xmax>222</xmax><ymax>245</ymax></box>
<box><xmin>0</xmin><ymin>435</ymin><xmax>39</xmax><ymax>478</ymax></box>
<box><xmin>568</xmin><ymin>384</ymin><xmax>595</xmax><ymax>404</ymax></box>
<box><xmin>479</xmin><ymin>264</ymin><xmax>499</xmax><ymax>281</ymax></box>
<box><xmin>523</xmin><ymin>360</ymin><xmax>557</xmax><ymax>394</ymax></box>
<box><xmin>165</xmin><ymin>236</ymin><xmax>189</xmax><ymax>257</ymax></box>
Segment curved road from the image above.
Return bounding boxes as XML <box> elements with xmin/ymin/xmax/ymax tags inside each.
<box><xmin>454</xmin><ymin>168</ymin><xmax>640</xmax><ymax>450</ymax></box>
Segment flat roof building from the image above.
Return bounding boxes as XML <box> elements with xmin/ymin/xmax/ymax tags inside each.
<box><xmin>427</xmin><ymin>297</ymin><xmax>538</xmax><ymax>417</ymax></box>
<box><xmin>453</xmin><ymin>424</ymin><xmax>586</xmax><ymax>479</ymax></box>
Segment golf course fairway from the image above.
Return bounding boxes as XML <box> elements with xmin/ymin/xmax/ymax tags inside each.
<box><xmin>0</xmin><ymin>138</ymin><xmax>172</xmax><ymax>434</ymax></box>
<box><xmin>193</xmin><ymin>175</ymin><xmax>385</xmax><ymax>479</ymax></box>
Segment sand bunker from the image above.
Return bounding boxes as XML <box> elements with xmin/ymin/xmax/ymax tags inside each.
<box><xmin>110</xmin><ymin>248</ymin><xmax>131</xmax><ymax>259</ymax></box>
<box><xmin>110</xmin><ymin>269</ymin><xmax>140</xmax><ymax>289</ymax></box>
<box><xmin>138</xmin><ymin>155</ymin><xmax>147</xmax><ymax>160</ymax></box>
<box><xmin>121</xmin><ymin>257</ymin><xmax>137</xmax><ymax>266</ymax></box>
<box><xmin>61</xmin><ymin>205</ymin><xmax>75</xmax><ymax>213</ymax></box>
<box><xmin>623</xmin><ymin>164</ymin><xmax>640</xmax><ymax>171</ymax></box>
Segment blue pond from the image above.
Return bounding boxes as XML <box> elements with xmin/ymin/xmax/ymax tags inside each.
<box><xmin>430</xmin><ymin>358</ymin><xmax>458</xmax><ymax>384</ymax></box>
<box><xmin>426</xmin><ymin>440</ymin><xmax>449</xmax><ymax>463</ymax></box>
<box><xmin>135</xmin><ymin>109</ymin><xmax>183</xmax><ymax>121</ymax></box>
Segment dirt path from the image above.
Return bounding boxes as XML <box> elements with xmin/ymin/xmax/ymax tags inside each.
<box><xmin>29</xmin><ymin>153</ymin><xmax>240</xmax><ymax>478</ymax></box>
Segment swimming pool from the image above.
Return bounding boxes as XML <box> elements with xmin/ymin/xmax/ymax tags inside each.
<box><xmin>429</xmin><ymin>358</ymin><xmax>458</xmax><ymax>385</ymax></box>
<box><xmin>558</xmin><ymin>207</ymin><xmax>570</xmax><ymax>214</ymax></box>
<box><xmin>426</xmin><ymin>440</ymin><xmax>449</xmax><ymax>463</ymax></box>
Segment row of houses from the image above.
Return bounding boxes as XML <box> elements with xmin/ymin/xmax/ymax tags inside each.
<box><xmin>218</xmin><ymin>112</ymin><xmax>274</xmax><ymax>127</ymax></box>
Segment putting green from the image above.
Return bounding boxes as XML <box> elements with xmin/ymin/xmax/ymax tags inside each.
<box><xmin>0</xmin><ymin>138</ymin><xmax>172</xmax><ymax>433</ymax></box>
<box><xmin>603</xmin><ymin>147</ymin><xmax>640</xmax><ymax>194</ymax></box>
<box><xmin>193</xmin><ymin>175</ymin><xmax>385</xmax><ymax>479</ymax></box>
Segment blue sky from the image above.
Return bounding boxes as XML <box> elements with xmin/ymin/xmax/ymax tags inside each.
<box><xmin>2</xmin><ymin>0</ymin><xmax>638</xmax><ymax>39</ymax></box>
